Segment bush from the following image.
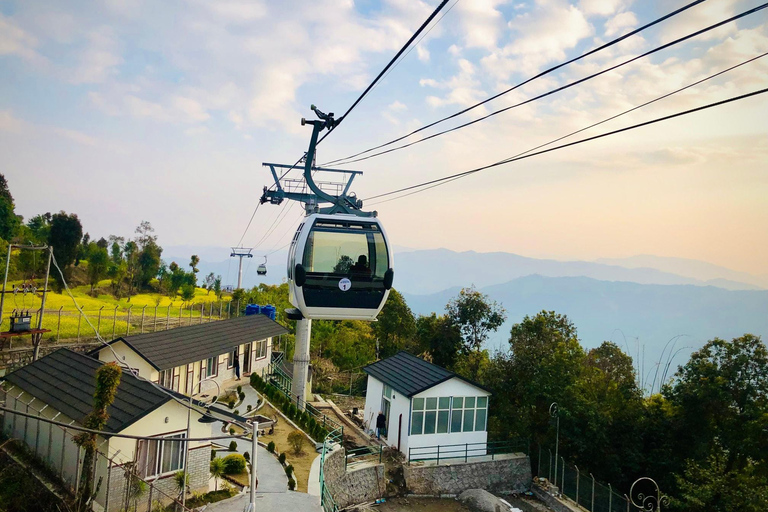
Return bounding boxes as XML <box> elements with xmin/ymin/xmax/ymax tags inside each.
<box><xmin>278</xmin><ymin>452</ymin><xmax>286</xmax><ymax>465</ymax></box>
<box><xmin>284</xmin><ymin>464</ymin><xmax>293</xmax><ymax>477</ymax></box>
<box><xmin>267</xmin><ymin>441</ymin><xmax>276</xmax><ymax>453</ymax></box>
<box><xmin>229</xmin><ymin>427</ymin><xmax>235</xmax><ymax>435</ymax></box>
<box><xmin>228</xmin><ymin>400</ymin><xmax>235</xmax><ymax>409</ymax></box>
<box><xmin>287</xmin><ymin>477</ymin><xmax>296</xmax><ymax>491</ymax></box>
<box><xmin>287</xmin><ymin>431</ymin><xmax>305</xmax><ymax>455</ymax></box>
<box><xmin>234</xmin><ymin>409</ymin><xmax>239</xmax><ymax>415</ymax></box>
<box><xmin>239</xmin><ymin>391</ymin><xmax>245</xmax><ymax>402</ymax></box>
<box><xmin>222</xmin><ymin>454</ymin><xmax>247</xmax><ymax>474</ymax></box>
<box><xmin>211</xmin><ymin>449</ymin><xmax>216</xmax><ymax>461</ymax></box>
<box><xmin>237</xmin><ymin>385</ymin><xmax>242</xmax><ymax>394</ymax></box>
<box><xmin>247</xmin><ymin>404</ymin><xmax>252</xmax><ymax>412</ymax></box>
<box><xmin>228</xmin><ymin>440</ymin><xmax>237</xmax><ymax>452</ymax></box>
<box><xmin>243</xmin><ymin>451</ymin><xmax>250</xmax><ymax>463</ymax></box>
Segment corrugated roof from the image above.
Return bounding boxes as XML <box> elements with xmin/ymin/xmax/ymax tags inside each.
<box><xmin>97</xmin><ymin>314</ymin><xmax>288</xmax><ymax>371</ymax></box>
<box><xmin>3</xmin><ymin>349</ymin><xmax>172</xmax><ymax>434</ymax></box>
<box><xmin>363</xmin><ymin>351</ymin><xmax>491</xmax><ymax>398</ymax></box>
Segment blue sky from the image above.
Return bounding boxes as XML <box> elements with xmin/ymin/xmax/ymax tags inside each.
<box><xmin>1</xmin><ymin>0</ymin><xmax>767</xmax><ymax>274</ymax></box>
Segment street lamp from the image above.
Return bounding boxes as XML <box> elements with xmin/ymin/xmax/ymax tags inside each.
<box><xmin>630</xmin><ymin>477</ymin><xmax>668</xmax><ymax>511</ymax></box>
<box><xmin>244</xmin><ymin>420</ymin><xmax>260</xmax><ymax>512</ymax></box>
<box><xmin>182</xmin><ymin>377</ymin><xmax>221</xmax><ymax>509</ymax></box>
<box><xmin>549</xmin><ymin>402</ymin><xmax>559</xmax><ymax>488</ymax></box>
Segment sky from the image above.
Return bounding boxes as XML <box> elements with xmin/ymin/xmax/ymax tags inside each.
<box><xmin>1</xmin><ymin>0</ymin><xmax>767</xmax><ymax>276</ymax></box>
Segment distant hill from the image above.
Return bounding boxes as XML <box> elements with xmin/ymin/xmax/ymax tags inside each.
<box><xmin>403</xmin><ymin>275</ymin><xmax>768</xmax><ymax>385</ymax></box>
<box><xmin>394</xmin><ymin>249</ymin><xmax>761</xmax><ymax>294</ymax></box>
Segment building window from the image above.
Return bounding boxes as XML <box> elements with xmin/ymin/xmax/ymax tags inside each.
<box><xmin>227</xmin><ymin>349</ymin><xmax>237</xmax><ymax>369</ymax></box>
<box><xmin>204</xmin><ymin>357</ymin><xmax>217</xmax><ymax>378</ymax></box>
<box><xmin>450</xmin><ymin>396</ymin><xmax>488</xmax><ymax>433</ymax></box>
<box><xmin>159</xmin><ymin>370</ymin><xmax>173</xmax><ymax>389</ymax></box>
<box><xmin>137</xmin><ymin>433</ymin><xmax>186</xmax><ymax>478</ymax></box>
<box><xmin>254</xmin><ymin>339</ymin><xmax>267</xmax><ymax>359</ymax></box>
<box><xmin>410</xmin><ymin>396</ymin><xmax>451</xmax><ymax>435</ymax></box>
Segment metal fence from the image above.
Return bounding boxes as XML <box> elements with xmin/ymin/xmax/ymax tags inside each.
<box><xmin>409</xmin><ymin>439</ymin><xmax>529</xmax><ymax>465</ymax></box>
<box><xmin>319</xmin><ymin>427</ymin><xmax>343</xmax><ymax>512</ymax></box>
<box><xmin>534</xmin><ymin>445</ymin><xmax>634</xmax><ymax>512</ymax></box>
<box><xmin>345</xmin><ymin>444</ymin><xmax>382</xmax><ymax>469</ymax></box>
<box><xmin>0</xmin><ymin>385</ymin><xmax>195</xmax><ymax>512</ymax></box>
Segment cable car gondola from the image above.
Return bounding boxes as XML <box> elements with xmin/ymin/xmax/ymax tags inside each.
<box><xmin>287</xmin><ymin>213</ymin><xmax>393</xmax><ymax>321</ymax></box>
<box><xmin>257</xmin><ymin>256</ymin><xmax>267</xmax><ymax>276</ymax></box>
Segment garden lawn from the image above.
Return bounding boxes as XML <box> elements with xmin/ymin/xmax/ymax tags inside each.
<box><xmin>257</xmin><ymin>404</ymin><xmax>319</xmax><ymax>493</ymax></box>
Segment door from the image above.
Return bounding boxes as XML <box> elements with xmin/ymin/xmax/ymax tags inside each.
<box><xmin>243</xmin><ymin>343</ymin><xmax>251</xmax><ymax>374</ymax></box>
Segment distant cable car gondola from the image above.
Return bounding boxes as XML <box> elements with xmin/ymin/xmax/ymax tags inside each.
<box><xmin>287</xmin><ymin>213</ymin><xmax>393</xmax><ymax>320</ymax></box>
<box><xmin>257</xmin><ymin>256</ymin><xmax>267</xmax><ymax>276</ymax></box>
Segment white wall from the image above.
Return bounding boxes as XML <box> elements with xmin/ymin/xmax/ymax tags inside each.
<box><xmin>363</xmin><ymin>375</ymin><xmax>383</xmax><ymax>435</ymax></box>
<box><xmin>385</xmin><ymin>386</ymin><xmax>411</xmax><ymax>452</ymax></box>
<box><xmin>97</xmin><ymin>341</ymin><xmax>155</xmax><ymax>379</ymax></box>
<box><xmin>405</xmin><ymin>378</ymin><xmax>491</xmax><ymax>458</ymax></box>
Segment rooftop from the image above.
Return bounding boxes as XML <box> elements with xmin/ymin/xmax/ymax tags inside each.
<box><xmin>363</xmin><ymin>351</ymin><xmax>490</xmax><ymax>398</ymax></box>
<box><xmin>94</xmin><ymin>313</ymin><xmax>288</xmax><ymax>371</ymax></box>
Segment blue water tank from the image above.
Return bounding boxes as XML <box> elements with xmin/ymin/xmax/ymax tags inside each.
<box><xmin>245</xmin><ymin>304</ymin><xmax>261</xmax><ymax>316</ymax></box>
<box><xmin>245</xmin><ymin>304</ymin><xmax>276</xmax><ymax>321</ymax></box>
<box><xmin>262</xmin><ymin>304</ymin><xmax>276</xmax><ymax>321</ymax></box>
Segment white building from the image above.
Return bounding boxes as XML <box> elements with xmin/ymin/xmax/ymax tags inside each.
<box><xmin>363</xmin><ymin>351</ymin><xmax>491</xmax><ymax>460</ymax></box>
<box><xmin>90</xmin><ymin>313</ymin><xmax>287</xmax><ymax>398</ymax></box>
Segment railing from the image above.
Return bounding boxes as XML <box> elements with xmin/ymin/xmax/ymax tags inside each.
<box><xmin>319</xmin><ymin>427</ymin><xmax>343</xmax><ymax>512</ymax></box>
<box><xmin>408</xmin><ymin>439</ymin><xmax>529</xmax><ymax>465</ymax></box>
<box><xmin>345</xmin><ymin>444</ymin><xmax>382</xmax><ymax>469</ymax></box>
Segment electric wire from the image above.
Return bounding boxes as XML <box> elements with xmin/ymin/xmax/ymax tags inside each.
<box><xmin>333</xmin><ymin>2</ymin><xmax>768</xmax><ymax>167</ymax></box>
<box><xmin>366</xmin><ymin>51</ymin><xmax>768</xmax><ymax>204</ymax></box>
<box><xmin>315</xmin><ymin>0</ymin><xmax>452</xmax><ymax>145</ymax></box>
<box><xmin>364</xmin><ymin>87</ymin><xmax>768</xmax><ymax>204</ymax></box>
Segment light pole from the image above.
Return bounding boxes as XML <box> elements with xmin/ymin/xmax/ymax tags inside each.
<box><xmin>549</xmin><ymin>402</ymin><xmax>559</xmax><ymax>488</ymax></box>
<box><xmin>244</xmin><ymin>420</ymin><xmax>260</xmax><ymax>512</ymax></box>
<box><xmin>182</xmin><ymin>377</ymin><xmax>221</xmax><ymax>509</ymax></box>
<box><xmin>630</xmin><ymin>477</ymin><xmax>668</xmax><ymax>512</ymax></box>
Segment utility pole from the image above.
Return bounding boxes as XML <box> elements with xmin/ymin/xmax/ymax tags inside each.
<box><xmin>230</xmin><ymin>248</ymin><xmax>253</xmax><ymax>290</ymax></box>
<box><xmin>32</xmin><ymin>247</ymin><xmax>52</xmax><ymax>361</ymax></box>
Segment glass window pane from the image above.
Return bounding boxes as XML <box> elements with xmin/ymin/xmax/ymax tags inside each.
<box><xmin>304</xmin><ymin>230</ymin><xmax>371</xmax><ymax>274</ymax></box>
<box><xmin>437</xmin><ymin>411</ymin><xmax>449</xmax><ymax>433</ymax></box>
<box><xmin>425</xmin><ymin>397</ymin><xmax>437</xmax><ymax>410</ymax></box>
<box><xmin>413</xmin><ymin>398</ymin><xmax>425</xmax><ymax>410</ymax></box>
<box><xmin>452</xmin><ymin>397</ymin><xmax>463</xmax><ymax>409</ymax></box>
<box><xmin>451</xmin><ymin>409</ymin><xmax>462</xmax><ymax>433</ymax></box>
<box><xmin>424</xmin><ymin>411</ymin><xmax>436</xmax><ymax>434</ymax></box>
<box><xmin>438</xmin><ymin>397</ymin><xmax>450</xmax><ymax>409</ymax></box>
<box><xmin>161</xmin><ymin>439</ymin><xmax>176</xmax><ymax>473</ymax></box>
<box><xmin>465</xmin><ymin>397</ymin><xmax>475</xmax><ymax>409</ymax></box>
<box><xmin>475</xmin><ymin>409</ymin><xmax>487</xmax><ymax>431</ymax></box>
<box><xmin>372</xmin><ymin>232</ymin><xmax>389</xmax><ymax>278</ymax></box>
<box><xmin>477</xmin><ymin>396</ymin><xmax>488</xmax><ymax>408</ymax></box>
<box><xmin>411</xmin><ymin>411</ymin><xmax>424</xmax><ymax>435</ymax></box>
<box><xmin>463</xmin><ymin>409</ymin><xmax>475</xmax><ymax>432</ymax></box>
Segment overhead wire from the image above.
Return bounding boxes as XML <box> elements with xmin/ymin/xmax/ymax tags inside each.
<box><xmin>331</xmin><ymin>2</ymin><xmax>768</xmax><ymax>167</ymax></box>
<box><xmin>366</xmin><ymin>51</ymin><xmax>768</xmax><ymax>204</ymax></box>
<box><xmin>364</xmin><ymin>87</ymin><xmax>768</xmax><ymax>204</ymax></box>
<box><xmin>323</xmin><ymin>0</ymin><xmax>710</xmax><ymax>166</ymax></box>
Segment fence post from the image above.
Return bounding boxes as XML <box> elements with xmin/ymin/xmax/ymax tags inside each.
<box><xmin>111</xmin><ymin>305</ymin><xmax>117</xmax><ymax>339</ymax></box>
<box><xmin>575</xmin><ymin>465</ymin><xmax>580</xmax><ymax>507</ymax></box>
<box><xmin>200</xmin><ymin>303</ymin><xmax>204</xmax><ymax>324</ymax></box>
<box><xmin>56</xmin><ymin>306</ymin><xmax>63</xmax><ymax>341</ymax></box>
<box><xmin>437</xmin><ymin>445</ymin><xmax>440</xmax><ymax>465</ymax></box>
<box><xmin>166</xmin><ymin>305</ymin><xmax>170</xmax><ymax>330</ymax></box>
<box><xmin>189</xmin><ymin>304</ymin><xmax>192</xmax><ymax>325</ymax></box>
<box><xmin>538</xmin><ymin>444</ymin><xmax>541</xmax><ymax>477</ymax></box>
<box><xmin>465</xmin><ymin>443</ymin><xmax>468</xmax><ymax>463</ymax></box>
<box><xmin>179</xmin><ymin>304</ymin><xmax>183</xmax><ymax>326</ymax></box>
<box><xmin>549</xmin><ymin>449</ymin><xmax>553</xmax><ymax>483</ymax></box>
<box><xmin>77</xmin><ymin>311</ymin><xmax>82</xmax><ymax>341</ymax></box>
<box><xmin>591</xmin><ymin>473</ymin><xmax>595</xmax><ymax>512</ymax></box>
<box><xmin>236</xmin><ymin>300</ymin><xmax>240</xmax><ymax>317</ymax></box>
<box><xmin>97</xmin><ymin>306</ymin><xmax>104</xmax><ymax>337</ymax></box>
<box><xmin>126</xmin><ymin>305</ymin><xmax>133</xmax><ymax>335</ymax></box>
<box><xmin>140</xmin><ymin>305</ymin><xmax>146</xmax><ymax>333</ymax></box>
<box><xmin>227</xmin><ymin>302</ymin><xmax>231</xmax><ymax>318</ymax></box>
<box><xmin>562</xmin><ymin>457</ymin><xmax>565</xmax><ymax>495</ymax></box>
<box><xmin>609</xmin><ymin>483</ymin><xmax>612</xmax><ymax>512</ymax></box>
<box><xmin>219</xmin><ymin>301</ymin><xmax>223</xmax><ymax>319</ymax></box>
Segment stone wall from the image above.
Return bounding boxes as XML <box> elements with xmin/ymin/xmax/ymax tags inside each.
<box><xmin>404</xmin><ymin>455</ymin><xmax>532</xmax><ymax>496</ymax></box>
<box><xmin>324</xmin><ymin>448</ymin><xmax>386</xmax><ymax>509</ymax></box>
<box><xmin>531</xmin><ymin>485</ymin><xmax>575</xmax><ymax>512</ymax></box>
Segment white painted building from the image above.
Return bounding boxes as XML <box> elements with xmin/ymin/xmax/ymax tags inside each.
<box><xmin>363</xmin><ymin>351</ymin><xmax>491</xmax><ymax>460</ymax></box>
<box><xmin>90</xmin><ymin>313</ymin><xmax>287</xmax><ymax>398</ymax></box>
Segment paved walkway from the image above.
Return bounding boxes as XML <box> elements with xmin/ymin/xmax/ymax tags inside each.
<box><xmin>203</xmin><ymin>490</ymin><xmax>321</xmax><ymax>512</ymax></box>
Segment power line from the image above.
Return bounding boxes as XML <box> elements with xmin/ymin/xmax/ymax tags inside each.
<box><xmin>365</xmin><ymin>87</ymin><xmax>768</xmax><ymax>203</ymax></box>
<box><xmin>316</xmin><ymin>0</ymin><xmax>452</xmax><ymax>146</ymax></box>
<box><xmin>235</xmin><ymin>201</ymin><xmax>261</xmax><ymax>248</ymax></box>
<box><xmin>330</xmin><ymin>2</ymin><xmax>768</xmax><ymax>167</ymax></box>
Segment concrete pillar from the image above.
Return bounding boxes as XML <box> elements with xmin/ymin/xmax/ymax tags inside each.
<box><xmin>291</xmin><ymin>318</ymin><xmax>312</xmax><ymax>410</ymax></box>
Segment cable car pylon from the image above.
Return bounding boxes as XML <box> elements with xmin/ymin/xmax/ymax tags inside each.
<box><xmin>260</xmin><ymin>105</ymin><xmax>394</xmax><ymax>408</ymax></box>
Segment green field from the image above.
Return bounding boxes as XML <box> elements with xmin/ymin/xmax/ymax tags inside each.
<box><xmin>0</xmin><ymin>280</ymin><xmax>233</xmax><ymax>345</ymax></box>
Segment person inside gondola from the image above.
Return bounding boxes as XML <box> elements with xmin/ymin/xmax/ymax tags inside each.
<box><xmin>351</xmin><ymin>255</ymin><xmax>371</xmax><ymax>276</ymax></box>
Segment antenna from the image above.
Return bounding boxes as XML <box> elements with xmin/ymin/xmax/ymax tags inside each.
<box><xmin>229</xmin><ymin>247</ymin><xmax>253</xmax><ymax>290</ymax></box>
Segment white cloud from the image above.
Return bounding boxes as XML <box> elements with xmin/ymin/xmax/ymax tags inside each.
<box><xmin>0</xmin><ymin>14</ymin><xmax>44</xmax><ymax>64</ymax></box>
<box><xmin>388</xmin><ymin>101</ymin><xmax>408</xmax><ymax>112</ymax></box>
<box><xmin>456</xmin><ymin>0</ymin><xmax>508</xmax><ymax>50</ymax></box>
<box><xmin>604</xmin><ymin>11</ymin><xmax>637</xmax><ymax>37</ymax></box>
<box><xmin>69</xmin><ymin>27</ymin><xmax>123</xmax><ymax>84</ymax></box>
<box><xmin>171</xmin><ymin>96</ymin><xmax>210</xmax><ymax>122</ymax></box>
<box><xmin>579</xmin><ymin>0</ymin><xmax>629</xmax><ymax>17</ymax></box>
<box><xmin>54</xmin><ymin>128</ymin><xmax>98</xmax><ymax>146</ymax></box>
<box><xmin>0</xmin><ymin>111</ymin><xmax>28</xmax><ymax>133</ymax></box>
<box><xmin>416</xmin><ymin>45</ymin><xmax>430</xmax><ymax>62</ymax></box>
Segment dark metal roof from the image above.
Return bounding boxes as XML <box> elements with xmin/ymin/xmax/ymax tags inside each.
<box><xmin>94</xmin><ymin>314</ymin><xmax>288</xmax><ymax>371</ymax></box>
<box><xmin>363</xmin><ymin>351</ymin><xmax>491</xmax><ymax>398</ymax></box>
<box><xmin>3</xmin><ymin>349</ymin><xmax>172</xmax><ymax>434</ymax></box>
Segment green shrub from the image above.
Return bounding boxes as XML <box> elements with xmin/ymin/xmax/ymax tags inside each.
<box><xmin>234</xmin><ymin>409</ymin><xmax>239</xmax><ymax>415</ymax></box>
<box><xmin>222</xmin><ymin>454</ymin><xmax>247</xmax><ymax>474</ymax></box>
<box><xmin>211</xmin><ymin>449</ymin><xmax>216</xmax><ymax>461</ymax></box>
<box><xmin>287</xmin><ymin>431</ymin><xmax>305</xmax><ymax>455</ymax></box>
<box><xmin>229</xmin><ymin>427</ymin><xmax>235</xmax><ymax>435</ymax></box>
<box><xmin>237</xmin><ymin>385</ymin><xmax>242</xmax><ymax>394</ymax></box>
<box><xmin>284</xmin><ymin>464</ymin><xmax>293</xmax><ymax>477</ymax></box>
<box><xmin>239</xmin><ymin>391</ymin><xmax>245</xmax><ymax>402</ymax></box>
<box><xmin>228</xmin><ymin>440</ymin><xmax>237</xmax><ymax>452</ymax></box>
<box><xmin>228</xmin><ymin>400</ymin><xmax>235</xmax><ymax>409</ymax></box>
<box><xmin>287</xmin><ymin>477</ymin><xmax>296</xmax><ymax>491</ymax></box>
<box><xmin>243</xmin><ymin>451</ymin><xmax>250</xmax><ymax>463</ymax></box>
<box><xmin>267</xmin><ymin>441</ymin><xmax>276</xmax><ymax>453</ymax></box>
<box><xmin>278</xmin><ymin>452</ymin><xmax>286</xmax><ymax>465</ymax></box>
<box><xmin>247</xmin><ymin>404</ymin><xmax>252</xmax><ymax>412</ymax></box>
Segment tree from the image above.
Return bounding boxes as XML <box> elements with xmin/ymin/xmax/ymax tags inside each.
<box><xmin>137</xmin><ymin>240</ymin><xmax>162</xmax><ymax>288</ymax></box>
<box><xmin>214</xmin><ymin>275</ymin><xmax>222</xmax><ymax>299</ymax></box>
<box><xmin>204</xmin><ymin>272</ymin><xmax>216</xmax><ymax>294</ymax></box>
<box><xmin>48</xmin><ymin>211</ymin><xmax>83</xmax><ymax>284</ymax></box>
<box><xmin>73</xmin><ymin>362</ymin><xmax>121</xmax><ymax>511</ymax></box>
<box><xmin>287</xmin><ymin>431</ymin><xmax>305</xmax><ymax>455</ymax></box>
<box><xmin>108</xmin><ymin>236</ymin><xmax>124</xmax><ymax>264</ymax></box>
<box><xmin>180</xmin><ymin>283</ymin><xmax>195</xmax><ymax>304</ymax></box>
<box><xmin>134</xmin><ymin>220</ymin><xmax>157</xmax><ymax>250</ymax></box>
<box><xmin>0</xmin><ymin>174</ymin><xmax>20</xmax><ymax>241</ymax></box>
<box><xmin>95</xmin><ymin>237</ymin><xmax>108</xmax><ymax>249</ymax></box>
<box><xmin>416</xmin><ymin>313</ymin><xmax>462</xmax><ymax>369</ymax></box>
<box><xmin>372</xmin><ymin>289</ymin><xmax>416</xmax><ymax>358</ymax></box>
<box><xmin>87</xmin><ymin>243</ymin><xmax>110</xmax><ymax>294</ymax></box>
<box><xmin>27</xmin><ymin>212</ymin><xmax>51</xmax><ymax>244</ymax></box>
<box><xmin>446</xmin><ymin>286</ymin><xmax>506</xmax><ymax>380</ymax></box>
<box><xmin>124</xmin><ymin>240</ymin><xmax>138</xmax><ymax>298</ymax></box>
<box><xmin>210</xmin><ymin>457</ymin><xmax>226</xmax><ymax>491</ymax></box>
<box><xmin>189</xmin><ymin>254</ymin><xmax>200</xmax><ymax>275</ymax></box>
<box><xmin>76</xmin><ymin>232</ymin><xmax>90</xmax><ymax>266</ymax></box>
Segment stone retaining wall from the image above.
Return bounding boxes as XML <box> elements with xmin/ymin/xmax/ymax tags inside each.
<box><xmin>323</xmin><ymin>448</ymin><xmax>386</xmax><ymax>508</ymax></box>
<box><xmin>404</xmin><ymin>455</ymin><xmax>532</xmax><ymax>496</ymax></box>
